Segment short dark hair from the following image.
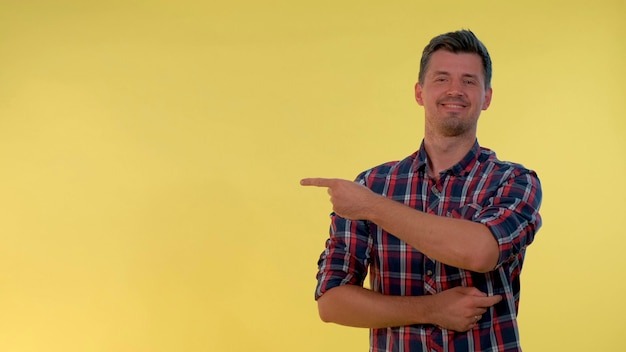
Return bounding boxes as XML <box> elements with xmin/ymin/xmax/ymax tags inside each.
<box><xmin>418</xmin><ymin>29</ymin><xmax>492</xmax><ymax>89</ymax></box>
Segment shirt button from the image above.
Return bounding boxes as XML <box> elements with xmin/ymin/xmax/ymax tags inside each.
<box><xmin>426</xmin><ymin>270</ymin><xmax>433</xmax><ymax>276</ymax></box>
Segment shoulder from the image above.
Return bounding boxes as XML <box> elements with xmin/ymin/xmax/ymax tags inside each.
<box><xmin>477</xmin><ymin>147</ymin><xmax>538</xmax><ymax>179</ymax></box>
<box><xmin>354</xmin><ymin>152</ymin><xmax>419</xmax><ymax>185</ymax></box>
<box><xmin>476</xmin><ymin>147</ymin><xmax>542</xmax><ymax>199</ymax></box>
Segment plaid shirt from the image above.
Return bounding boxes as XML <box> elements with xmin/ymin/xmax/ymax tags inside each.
<box><xmin>315</xmin><ymin>140</ymin><xmax>542</xmax><ymax>352</ymax></box>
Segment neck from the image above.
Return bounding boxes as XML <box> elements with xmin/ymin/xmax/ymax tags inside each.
<box><xmin>423</xmin><ymin>134</ymin><xmax>475</xmax><ymax>180</ymax></box>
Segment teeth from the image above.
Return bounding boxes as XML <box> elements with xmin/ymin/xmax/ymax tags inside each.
<box><xmin>444</xmin><ymin>104</ymin><xmax>464</xmax><ymax>108</ymax></box>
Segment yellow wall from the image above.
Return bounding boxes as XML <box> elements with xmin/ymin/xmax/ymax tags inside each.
<box><xmin>0</xmin><ymin>1</ymin><xmax>624</xmax><ymax>351</ymax></box>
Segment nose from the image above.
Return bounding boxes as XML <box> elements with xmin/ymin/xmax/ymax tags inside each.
<box><xmin>446</xmin><ymin>79</ymin><xmax>464</xmax><ymax>96</ymax></box>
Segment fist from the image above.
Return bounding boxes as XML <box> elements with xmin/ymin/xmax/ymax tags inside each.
<box><xmin>300</xmin><ymin>178</ymin><xmax>380</xmax><ymax>220</ymax></box>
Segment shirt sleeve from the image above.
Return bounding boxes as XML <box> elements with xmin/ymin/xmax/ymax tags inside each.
<box><xmin>452</xmin><ymin>169</ymin><xmax>543</xmax><ymax>268</ymax></box>
<box><xmin>314</xmin><ymin>214</ymin><xmax>372</xmax><ymax>300</ymax></box>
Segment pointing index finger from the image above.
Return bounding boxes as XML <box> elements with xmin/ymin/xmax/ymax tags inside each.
<box><xmin>300</xmin><ymin>178</ymin><xmax>335</xmax><ymax>188</ymax></box>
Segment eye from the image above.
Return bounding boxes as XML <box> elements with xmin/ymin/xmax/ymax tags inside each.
<box><xmin>463</xmin><ymin>79</ymin><xmax>476</xmax><ymax>85</ymax></box>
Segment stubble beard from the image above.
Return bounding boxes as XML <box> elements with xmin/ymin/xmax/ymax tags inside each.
<box><xmin>432</xmin><ymin>96</ymin><xmax>477</xmax><ymax>137</ymax></box>
<box><xmin>437</xmin><ymin>113</ymin><xmax>475</xmax><ymax>137</ymax></box>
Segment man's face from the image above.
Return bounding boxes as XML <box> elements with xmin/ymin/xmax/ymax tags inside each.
<box><xmin>415</xmin><ymin>50</ymin><xmax>493</xmax><ymax>138</ymax></box>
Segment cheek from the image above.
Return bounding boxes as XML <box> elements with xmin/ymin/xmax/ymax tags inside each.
<box><xmin>420</xmin><ymin>91</ymin><xmax>437</xmax><ymax>106</ymax></box>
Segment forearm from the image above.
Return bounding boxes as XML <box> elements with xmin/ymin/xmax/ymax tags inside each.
<box><xmin>367</xmin><ymin>196</ymin><xmax>499</xmax><ymax>273</ymax></box>
<box><xmin>317</xmin><ymin>285</ymin><xmax>434</xmax><ymax>328</ymax></box>
<box><xmin>318</xmin><ymin>284</ymin><xmax>503</xmax><ymax>332</ymax></box>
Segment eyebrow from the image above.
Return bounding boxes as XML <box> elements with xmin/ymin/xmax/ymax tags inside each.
<box><xmin>433</xmin><ymin>71</ymin><xmax>480</xmax><ymax>79</ymax></box>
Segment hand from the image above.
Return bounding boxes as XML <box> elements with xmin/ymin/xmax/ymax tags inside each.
<box><xmin>428</xmin><ymin>286</ymin><xmax>502</xmax><ymax>332</ymax></box>
<box><xmin>300</xmin><ymin>177</ymin><xmax>381</xmax><ymax>220</ymax></box>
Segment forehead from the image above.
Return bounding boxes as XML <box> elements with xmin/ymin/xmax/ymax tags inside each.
<box><xmin>425</xmin><ymin>50</ymin><xmax>484</xmax><ymax>78</ymax></box>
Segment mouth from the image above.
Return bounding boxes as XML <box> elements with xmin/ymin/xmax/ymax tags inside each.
<box><xmin>438</xmin><ymin>99</ymin><xmax>469</xmax><ymax>110</ymax></box>
<box><xmin>441</xmin><ymin>103</ymin><xmax>466</xmax><ymax>108</ymax></box>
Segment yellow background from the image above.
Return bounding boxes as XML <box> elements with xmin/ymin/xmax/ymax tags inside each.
<box><xmin>1</xmin><ymin>1</ymin><xmax>624</xmax><ymax>351</ymax></box>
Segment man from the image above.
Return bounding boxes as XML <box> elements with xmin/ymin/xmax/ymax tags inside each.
<box><xmin>301</xmin><ymin>29</ymin><xmax>542</xmax><ymax>351</ymax></box>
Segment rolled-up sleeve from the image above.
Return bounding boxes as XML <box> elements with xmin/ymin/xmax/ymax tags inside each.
<box><xmin>481</xmin><ymin>171</ymin><xmax>542</xmax><ymax>267</ymax></box>
<box><xmin>315</xmin><ymin>214</ymin><xmax>372</xmax><ymax>300</ymax></box>
<box><xmin>452</xmin><ymin>170</ymin><xmax>542</xmax><ymax>268</ymax></box>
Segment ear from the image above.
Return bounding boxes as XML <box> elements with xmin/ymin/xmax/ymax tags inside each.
<box><xmin>482</xmin><ymin>87</ymin><xmax>493</xmax><ymax>110</ymax></box>
<box><xmin>414</xmin><ymin>82</ymin><xmax>424</xmax><ymax>106</ymax></box>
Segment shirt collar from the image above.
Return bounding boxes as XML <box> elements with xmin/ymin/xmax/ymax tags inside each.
<box><xmin>413</xmin><ymin>139</ymin><xmax>481</xmax><ymax>177</ymax></box>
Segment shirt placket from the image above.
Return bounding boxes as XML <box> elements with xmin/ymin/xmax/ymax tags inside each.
<box><xmin>425</xmin><ymin>175</ymin><xmax>447</xmax><ymax>351</ymax></box>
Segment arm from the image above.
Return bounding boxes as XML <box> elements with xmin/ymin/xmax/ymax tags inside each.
<box><xmin>367</xmin><ymin>195</ymin><xmax>499</xmax><ymax>272</ymax></box>
<box><xmin>317</xmin><ymin>285</ymin><xmax>502</xmax><ymax>332</ymax></box>
<box><xmin>301</xmin><ymin>178</ymin><xmax>499</xmax><ymax>272</ymax></box>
